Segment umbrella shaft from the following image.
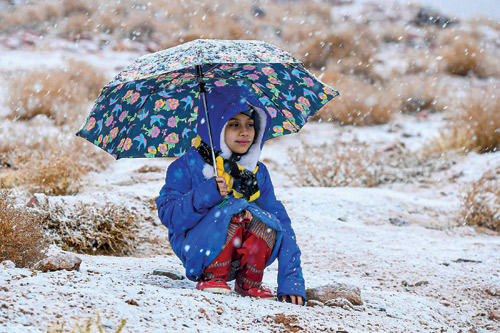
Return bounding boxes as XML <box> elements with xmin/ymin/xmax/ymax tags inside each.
<box><xmin>199</xmin><ymin>88</ymin><xmax>219</xmax><ymax>178</ymax></box>
<box><xmin>196</xmin><ymin>64</ymin><xmax>219</xmax><ymax>178</ymax></box>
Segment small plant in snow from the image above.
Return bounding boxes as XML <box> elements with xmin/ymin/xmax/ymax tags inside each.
<box><xmin>434</xmin><ymin>85</ymin><xmax>500</xmax><ymax>154</ymax></box>
<box><xmin>460</xmin><ymin>170</ymin><xmax>500</xmax><ymax>232</ymax></box>
<box><xmin>48</xmin><ymin>311</ymin><xmax>127</xmax><ymax>333</ymax></box>
<box><xmin>0</xmin><ymin>190</ymin><xmax>48</xmax><ymax>268</ymax></box>
<box><xmin>289</xmin><ymin>141</ymin><xmax>454</xmax><ymax>187</ymax></box>
<box><xmin>38</xmin><ymin>200</ymin><xmax>140</xmax><ymax>256</ymax></box>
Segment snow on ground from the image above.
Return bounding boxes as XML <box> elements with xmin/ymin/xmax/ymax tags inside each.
<box><xmin>1</xmin><ymin>176</ymin><xmax>500</xmax><ymax>331</ymax></box>
<box><xmin>2</xmin><ymin>114</ymin><xmax>500</xmax><ymax>331</ymax></box>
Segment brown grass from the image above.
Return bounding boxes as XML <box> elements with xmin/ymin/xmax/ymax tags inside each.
<box><xmin>289</xmin><ymin>140</ymin><xmax>455</xmax><ymax>187</ymax></box>
<box><xmin>315</xmin><ymin>70</ymin><xmax>395</xmax><ymax>125</ymax></box>
<box><xmin>7</xmin><ymin>60</ymin><xmax>107</xmax><ymax>127</ymax></box>
<box><xmin>434</xmin><ymin>85</ymin><xmax>500</xmax><ymax>154</ymax></box>
<box><xmin>39</xmin><ymin>200</ymin><xmax>140</xmax><ymax>256</ymax></box>
<box><xmin>48</xmin><ymin>311</ymin><xmax>127</xmax><ymax>333</ymax></box>
<box><xmin>388</xmin><ymin>74</ymin><xmax>456</xmax><ymax>113</ymax></box>
<box><xmin>0</xmin><ymin>190</ymin><xmax>48</xmax><ymax>268</ymax></box>
<box><xmin>460</xmin><ymin>170</ymin><xmax>500</xmax><ymax>232</ymax></box>
<box><xmin>300</xmin><ymin>25</ymin><xmax>379</xmax><ymax>77</ymax></box>
<box><xmin>437</xmin><ymin>30</ymin><xmax>495</xmax><ymax>78</ymax></box>
<box><xmin>289</xmin><ymin>141</ymin><xmax>380</xmax><ymax>187</ymax></box>
<box><xmin>0</xmin><ymin>132</ymin><xmax>112</xmax><ymax>196</ymax></box>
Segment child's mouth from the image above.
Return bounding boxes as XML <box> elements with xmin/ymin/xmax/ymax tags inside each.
<box><xmin>236</xmin><ymin>141</ymin><xmax>249</xmax><ymax>146</ymax></box>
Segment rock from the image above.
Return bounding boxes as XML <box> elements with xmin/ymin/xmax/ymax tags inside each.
<box><xmin>136</xmin><ymin>165</ymin><xmax>163</xmax><ymax>173</ymax></box>
<box><xmin>305</xmin><ymin>300</ymin><xmax>324</xmax><ymax>307</ymax></box>
<box><xmin>485</xmin><ymin>287</ymin><xmax>500</xmax><ymax>297</ymax></box>
<box><xmin>306</xmin><ymin>283</ymin><xmax>363</xmax><ymax>306</ymax></box>
<box><xmin>389</xmin><ymin>217</ymin><xmax>408</xmax><ymax>226</ymax></box>
<box><xmin>413</xmin><ymin>7</ymin><xmax>457</xmax><ymax>28</ymax></box>
<box><xmin>34</xmin><ymin>253</ymin><xmax>82</xmax><ymax>272</ymax></box>
<box><xmin>26</xmin><ymin>196</ymin><xmax>40</xmax><ymax>208</ymax></box>
<box><xmin>415</xmin><ymin>280</ymin><xmax>429</xmax><ymax>287</ymax></box>
<box><xmin>441</xmin><ymin>300</ymin><xmax>451</xmax><ymax>307</ymax></box>
<box><xmin>152</xmin><ymin>269</ymin><xmax>185</xmax><ymax>280</ymax></box>
<box><xmin>126</xmin><ymin>299</ymin><xmax>139</xmax><ymax>306</ymax></box>
<box><xmin>489</xmin><ymin>310</ymin><xmax>500</xmax><ymax>322</ymax></box>
<box><xmin>325</xmin><ymin>298</ymin><xmax>354</xmax><ymax>310</ymax></box>
<box><xmin>453</xmin><ymin>258</ymin><xmax>482</xmax><ymax>263</ymax></box>
<box><xmin>1</xmin><ymin>260</ymin><xmax>16</xmax><ymax>269</ymax></box>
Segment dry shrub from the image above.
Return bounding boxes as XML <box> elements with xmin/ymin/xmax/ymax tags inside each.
<box><xmin>289</xmin><ymin>141</ymin><xmax>454</xmax><ymax>187</ymax></box>
<box><xmin>460</xmin><ymin>170</ymin><xmax>500</xmax><ymax>232</ymax></box>
<box><xmin>437</xmin><ymin>30</ymin><xmax>494</xmax><ymax>78</ymax></box>
<box><xmin>7</xmin><ymin>60</ymin><xmax>107</xmax><ymax>127</ymax></box>
<box><xmin>435</xmin><ymin>85</ymin><xmax>500</xmax><ymax>154</ymax></box>
<box><xmin>315</xmin><ymin>70</ymin><xmax>395</xmax><ymax>125</ymax></box>
<box><xmin>48</xmin><ymin>311</ymin><xmax>127</xmax><ymax>333</ymax></box>
<box><xmin>0</xmin><ymin>190</ymin><xmax>48</xmax><ymax>268</ymax></box>
<box><xmin>289</xmin><ymin>141</ymin><xmax>379</xmax><ymax>187</ymax></box>
<box><xmin>300</xmin><ymin>25</ymin><xmax>379</xmax><ymax>77</ymax></box>
<box><xmin>0</xmin><ymin>132</ymin><xmax>112</xmax><ymax>196</ymax></box>
<box><xmin>62</xmin><ymin>13</ymin><xmax>98</xmax><ymax>37</ymax></box>
<box><xmin>263</xmin><ymin>313</ymin><xmax>303</xmax><ymax>332</ymax></box>
<box><xmin>39</xmin><ymin>200</ymin><xmax>140</xmax><ymax>256</ymax></box>
<box><xmin>388</xmin><ymin>75</ymin><xmax>456</xmax><ymax>113</ymax></box>
<box><xmin>405</xmin><ymin>48</ymin><xmax>437</xmax><ymax>75</ymax></box>
<box><xmin>179</xmin><ymin>13</ymin><xmax>254</xmax><ymax>41</ymax></box>
<box><xmin>61</xmin><ymin>0</ymin><xmax>98</xmax><ymax>16</ymax></box>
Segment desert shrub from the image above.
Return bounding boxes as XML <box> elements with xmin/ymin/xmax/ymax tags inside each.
<box><xmin>6</xmin><ymin>60</ymin><xmax>107</xmax><ymax>127</ymax></box>
<box><xmin>62</xmin><ymin>13</ymin><xmax>98</xmax><ymax>37</ymax></box>
<box><xmin>0</xmin><ymin>131</ymin><xmax>112</xmax><ymax>196</ymax></box>
<box><xmin>388</xmin><ymin>74</ymin><xmax>456</xmax><ymax>113</ymax></box>
<box><xmin>460</xmin><ymin>170</ymin><xmax>500</xmax><ymax>232</ymax></box>
<box><xmin>0</xmin><ymin>190</ymin><xmax>48</xmax><ymax>268</ymax></box>
<box><xmin>48</xmin><ymin>311</ymin><xmax>127</xmax><ymax>333</ymax></box>
<box><xmin>437</xmin><ymin>30</ymin><xmax>494</xmax><ymax>78</ymax></box>
<box><xmin>300</xmin><ymin>25</ymin><xmax>379</xmax><ymax>77</ymax></box>
<box><xmin>61</xmin><ymin>0</ymin><xmax>98</xmax><ymax>16</ymax></box>
<box><xmin>434</xmin><ymin>85</ymin><xmax>500</xmax><ymax>154</ymax></box>
<box><xmin>289</xmin><ymin>141</ymin><xmax>379</xmax><ymax>187</ymax></box>
<box><xmin>315</xmin><ymin>70</ymin><xmax>395</xmax><ymax>125</ymax></box>
<box><xmin>289</xmin><ymin>141</ymin><xmax>454</xmax><ymax>187</ymax></box>
<box><xmin>38</xmin><ymin>200</ymin><xmax>140</xmax><ymax>256</ymax></box>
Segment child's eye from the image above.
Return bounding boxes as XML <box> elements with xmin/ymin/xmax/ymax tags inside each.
<box><xmin>229</xmin><ymin>123</ymin><xmax>239</xmax><ymax>127</ymax></box>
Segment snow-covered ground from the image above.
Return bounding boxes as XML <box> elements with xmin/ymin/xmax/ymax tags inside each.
<box><xmin>1</xmin><ymin>0</ymin><xmax>500</xmax><ymax>332</ymax></box>
<box><xmin>1</xmin><ymin>117</ymin><xmax>499</xmax><ymax>332</ymax></box>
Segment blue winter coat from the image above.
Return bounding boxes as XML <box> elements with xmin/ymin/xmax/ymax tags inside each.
<box><xmin>156</xmin><ymin>86</ymin><xmax>305</xmax><ymax>300</ymax></box>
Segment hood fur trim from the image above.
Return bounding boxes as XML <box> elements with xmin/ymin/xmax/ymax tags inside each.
<box><xmin>218</xmin><ymin>105</ymin><xmax>267</xmax><ymax>171</ymax></box>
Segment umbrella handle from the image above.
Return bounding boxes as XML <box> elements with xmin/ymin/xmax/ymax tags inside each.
<box><xmin>197</xmin><ymin>65</ymin><xmax>219</xmax><ymax>178</ymax></box>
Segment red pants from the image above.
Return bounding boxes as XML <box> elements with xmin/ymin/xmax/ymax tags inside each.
<box><xmin>201</xmin><ymin>210</ymin><xmax>277</xmax><ymax>289</ymax></box>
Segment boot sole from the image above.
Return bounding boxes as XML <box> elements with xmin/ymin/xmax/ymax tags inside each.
<box><xmin>201</xmin><ymin>287</ymin><xmax>232</xmax><ymax>295</ymax></box>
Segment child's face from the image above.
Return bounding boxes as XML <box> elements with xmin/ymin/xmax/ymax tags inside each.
<box><xmin>224</xmin><ymin>112</ymin><xmax>255</xmax><ymax>154</ymax></box>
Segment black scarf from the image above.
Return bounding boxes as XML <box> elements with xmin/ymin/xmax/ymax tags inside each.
<box><xmin>195</xmin><ymin>139</ymin><xmax>259</xmax><ymax>201</ymax></box>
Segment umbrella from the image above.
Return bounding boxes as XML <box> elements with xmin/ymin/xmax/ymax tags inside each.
<box><xmin>76</xmin><ymin>39</ymin><xmax>338</xmax><ymax>166</ymax></box>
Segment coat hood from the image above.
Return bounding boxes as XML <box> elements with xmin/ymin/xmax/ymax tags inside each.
<box><xmin>196</xmin><ymin>85</ymin><xmax>270</xmax><ymax>171</ymax></box>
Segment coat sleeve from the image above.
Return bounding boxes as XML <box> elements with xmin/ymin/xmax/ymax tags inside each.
<box><xmin>255</xmin><ymin>163</ymin><xmax>306</xmax><ymax>301</ymax></box>
<box><xmin>156</xmin><ymin>158</ymin><xmax>223</xmax><ymax>234</ymax></box>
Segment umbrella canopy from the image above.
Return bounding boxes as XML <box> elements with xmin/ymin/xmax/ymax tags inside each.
<box><xmin>76</xmin><ymin>39</ymin><xmax>338</xmax><ymax>159</ymax></box>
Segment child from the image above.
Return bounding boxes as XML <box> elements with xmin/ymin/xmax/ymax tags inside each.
<box><xmin>156</xmin><ymin>86</ymin><xmax>305</xmax><ymax>305</ymax></box>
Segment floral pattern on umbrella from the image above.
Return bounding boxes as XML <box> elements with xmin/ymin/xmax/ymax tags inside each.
<box><xmin>77</xmin><ymin>39</ymin><xmax>338</xmax><ymax>159</ymax></box>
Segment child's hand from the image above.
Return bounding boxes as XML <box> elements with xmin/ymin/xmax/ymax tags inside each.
<box><xmin>216</xmin><ymin>177</ymin><xmax>228</xmax><ymax>197</ymax></box>
<box><xmin>280</xmin><ymin>295</ymin><xmax>304</xmax><ymax>306</ymax></box>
